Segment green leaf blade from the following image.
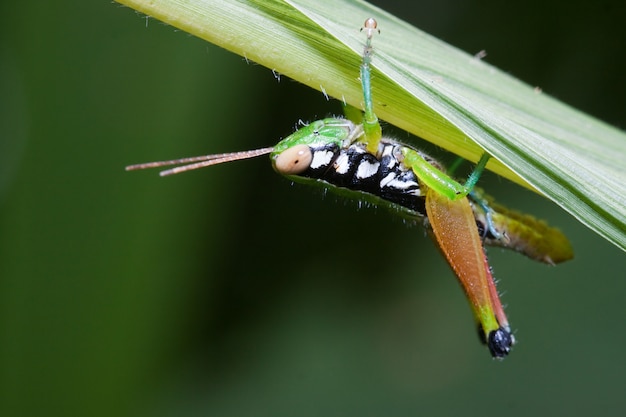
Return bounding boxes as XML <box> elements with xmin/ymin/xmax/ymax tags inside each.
<box><xmin>115</xmin><ymin>0</ymin><xmax>626</xmax><ymax>251</ymax></box>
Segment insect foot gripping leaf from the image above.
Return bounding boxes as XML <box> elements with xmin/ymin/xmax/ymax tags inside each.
<box><xmin>426</xmin><ymin>188</ymin><xmax>514</xmax><ymax>358</ymax></box>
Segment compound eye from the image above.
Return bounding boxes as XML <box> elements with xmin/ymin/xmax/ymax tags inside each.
<box><xmin>273</xmin><ymin>144</ymin><xmax>313</xmax><ymax>175</ymax></box>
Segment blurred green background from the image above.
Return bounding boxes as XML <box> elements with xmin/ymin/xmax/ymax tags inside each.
<box><xmin>1</xmin><ymin>1</ymin><xmax>625</xmax><ymax>416</ymax></box>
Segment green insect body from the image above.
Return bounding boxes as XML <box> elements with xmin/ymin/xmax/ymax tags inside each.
<box><xmin>126</xmin><ymin>18</ymin><xmax>573</xmax><ymax>358</ymax></box>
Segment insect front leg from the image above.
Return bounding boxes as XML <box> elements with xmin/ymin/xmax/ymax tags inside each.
<box><xmin>359</xmin><ymin>18</ymin><xmax>382</xmax><ymax>155</ymax></box>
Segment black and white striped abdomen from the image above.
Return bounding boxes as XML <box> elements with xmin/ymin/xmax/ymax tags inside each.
<box><xmin>303</xmin><ymin>140</ymin><xmax>426</xmax><ymax>215</ymax></box>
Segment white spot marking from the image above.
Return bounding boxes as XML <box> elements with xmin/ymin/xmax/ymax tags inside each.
<box><xmin>386</xmin><ymin>177</ymin><xmax>418</xmax><ymax>190</ymax></box>
<box><xmin>380</xmin><ymin>173</ymin><xmax>396</xmax><ymax>188</ymax></box>
<box><xmin>334</xmin><ymin>153</ymin><xmax>351</xmax><ymax>174</ymax></box>
<box><xmin>382</xmin><ymin>146</ymin><xmax>396</xmax><ymax>168</ymax></box>
<box><xmin>356</xmin><ymin>160</ymin><xmax>379</xmax><ymax>179</ymax></box>
<box><xmin>311</xmin><ymin>150</ymin><xmax>334</xmax><ymax>169</ymax></box>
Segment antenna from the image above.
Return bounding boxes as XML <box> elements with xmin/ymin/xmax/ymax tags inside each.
<box><xmin>125</xmin><ymin>147</ymin><xmax>274</xmax><ymax>176</ymax></box>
